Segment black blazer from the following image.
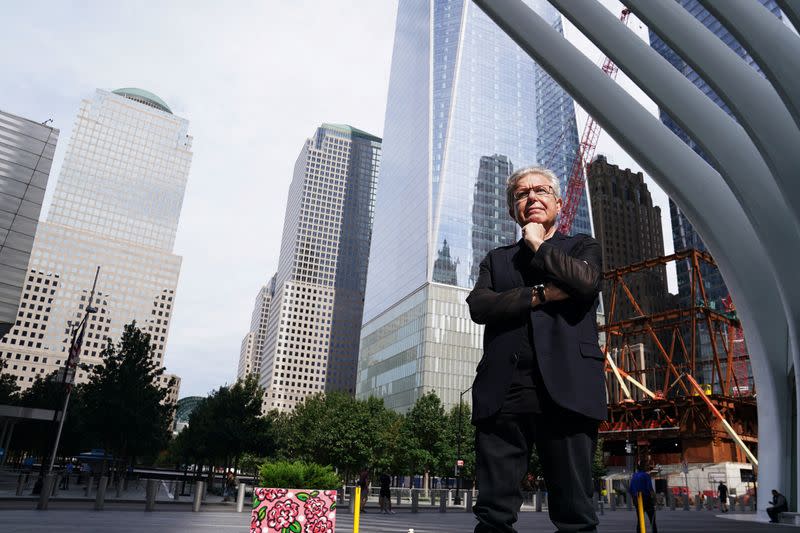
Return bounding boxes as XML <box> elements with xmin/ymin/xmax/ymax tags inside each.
<box><xmin>466</xmin><ymin>232</ymin><xmax>607</xmax><ymax>422</ymax></box>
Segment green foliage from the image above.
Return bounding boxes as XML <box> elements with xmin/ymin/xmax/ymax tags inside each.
<box><xmin>81</xmin><ymin>322</ymin><xmax>174</xmax><ymax>463</ymax></box>
<box><xmin>258</xmin><ymin>460</ymin><xmax>341</xmax><ymax>489</ymax></box>
<box><xmin>0</xmin><ymin>361</ymin><xmax>20</xmax><ymax>405</ymax></box>
<box><xmin>592</xmin><ymin>438</ymin><xmax>608</xmax><ymax>481</ymax></box>
<box><xmin>174</xmin><ymin>374</ymin><xmax>274</xmax><ymax>466</ymax></box>
<box><xmin>444</xmin><ymin>402</ymin><xmax>475</xmax><ymax>479</ymax></box>
<box><xmin>401</xmin><ymin>391</ymin><xmax>450</xmax><ymax>476</ymax></box>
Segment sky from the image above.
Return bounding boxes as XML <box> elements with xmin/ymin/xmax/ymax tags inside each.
<box><xmin>1</xmin><ymin>0</ymin><xmax>676</xmax><ymax>398</ymax></box>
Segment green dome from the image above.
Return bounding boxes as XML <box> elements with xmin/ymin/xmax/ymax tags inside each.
<box><xmin>112</xmin><ymin>88</ymin><xmax>172</xmax><ymax>114</ymax></box>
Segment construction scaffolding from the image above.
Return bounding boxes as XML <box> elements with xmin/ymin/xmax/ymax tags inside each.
<box><xmin>599</xmin><ymin>249</ymin><xmax>757</xmax><ymax>468</ymax></box>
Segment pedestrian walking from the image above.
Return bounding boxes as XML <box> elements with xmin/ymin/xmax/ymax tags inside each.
<box><xmin>629</xmin><ymin>462</ymin><xmax>657</xmax><ymax>533</ymax></box>
<box><xmin>379</xmin><ymin>472</ymin><xmax>395</xmax><ymax>514</ymax></box>
<box><xmin>717</xmin><ymin>481</ymin><xmax>728</xmax><ymax>513</ymax></box>
<box><xmin>358</xmin><ymin>468</ymin><xmax>369</xmax><ymax>513</ymax></box>
<box><xmin>222</xmin><ymin>471</ymin><xmax>236</xmax><ymax>502</ymax></box>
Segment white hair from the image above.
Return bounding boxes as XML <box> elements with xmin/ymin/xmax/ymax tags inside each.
<box><xmin>506</xmin><ymin>166</ymin><xmax>562</xmax><ymax>211</ymax></box>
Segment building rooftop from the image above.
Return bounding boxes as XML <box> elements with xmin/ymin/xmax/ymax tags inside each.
<box><xmin>111</xmin><ymin>88</ymin><xmax>172</xmax><ymax>114</ymax></box>
<box><xmin>321</xmin><ymin>123</ymin><xmax>381</xmax><ymax>143</ymax></box>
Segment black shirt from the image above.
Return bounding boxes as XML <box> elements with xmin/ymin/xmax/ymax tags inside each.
<box><xmin>500</xmin><ymin>245</ymin><xmax>548</xmax><ymax>414</ymax></box>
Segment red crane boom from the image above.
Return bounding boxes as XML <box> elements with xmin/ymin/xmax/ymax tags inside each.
<box><xmin>557</xmin><ymin>9</ymin><xmax>631</xmax><ymax>234</ymax></box>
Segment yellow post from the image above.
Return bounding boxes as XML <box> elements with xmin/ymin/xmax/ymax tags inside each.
<box><xmin>637</xmin><ymin>492</ymin><xmax>646</xmax><ymax>532</ymax></box>
<box><xmin>353</xmin><ymin>486</ymin><xmax>361</xmax><ymax>533</ymax></box>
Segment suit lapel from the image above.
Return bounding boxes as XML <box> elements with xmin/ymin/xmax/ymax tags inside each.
<box><xmin>509</xmin><ymin>240</ymin><xmax>527</xmax><ymax>288</ymax></box>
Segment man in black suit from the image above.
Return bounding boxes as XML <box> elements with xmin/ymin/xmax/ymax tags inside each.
<box><xmin>467</xmin><ymin>166</ymin><xmax>604</xmax><ymax>533</ymax></box>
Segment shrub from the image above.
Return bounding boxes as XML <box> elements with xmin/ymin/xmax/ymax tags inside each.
<box><xmin>258</xmin><ymin>460</ymin><xmax>341</xmax><ymax>489</ymax></box>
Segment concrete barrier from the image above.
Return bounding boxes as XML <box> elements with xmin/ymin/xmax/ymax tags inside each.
<box><xmin>145</xmin><ymin>479</ymin><xmax>157</xmax><ymax>511</ymax></box>
<box><xmin>36</xmin><ymin>475</ymin><xmax>55</xmax><ymax>510</ymax></box>
<box><xmin>236</xmin><ymin>483</ymin><xmax>246</xmax><ymax>512</ymax></box>
<box><xmin>192</xmin><ymin>481</ymin><xmax>204</xmax><ymax>512</ymax></box>
<box><xmin>94</xmin><ymin>476</ymin><xmax>108</xmax><ymax>511</ymax></box>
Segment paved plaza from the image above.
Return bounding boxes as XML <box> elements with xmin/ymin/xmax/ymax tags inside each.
<box><xmin>0</xmin><ymin>507</ymin><xmax>797</xmax><ymax>532</ymax></box>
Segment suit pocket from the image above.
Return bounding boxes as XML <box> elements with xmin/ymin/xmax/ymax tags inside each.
<box><xmin>579</xmin><ymin>342</ymin><xmax>605</xmax><ymax>360</ymax></box>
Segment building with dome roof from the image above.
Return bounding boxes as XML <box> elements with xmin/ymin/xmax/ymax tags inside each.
<box><xmin>0</xmin><ymin>88</ymin><xmax>192</xmax><ymax>403</ymax></box>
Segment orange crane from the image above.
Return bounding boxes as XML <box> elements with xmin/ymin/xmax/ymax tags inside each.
<box><xmin>557</xmin><ymin>9</ymin><xmax>631</xmax><ymax>234</ymax></box>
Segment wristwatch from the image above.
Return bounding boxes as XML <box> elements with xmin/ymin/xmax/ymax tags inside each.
<box><xmin>534</xmin><ymin>284</ymin><xmax>546</xmax><ymax>304</ymax></box>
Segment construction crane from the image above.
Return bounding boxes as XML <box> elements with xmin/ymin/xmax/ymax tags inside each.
<box><xmin>557</xmin><ymin>8</ymin><xmax>631</xmax><ymax>234</ymax></box>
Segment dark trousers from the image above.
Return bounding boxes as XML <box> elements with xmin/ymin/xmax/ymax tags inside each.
<box><xmin>767</xmin><ymin>504</ymin><xmax>788</xmax><ymax>522</ymax></box>
<box><xmin>635</xmin><ymin>495</ymin><xmax>657</xmax><ymax>533</ymax></box>
<box><xmin>473</xmin><ymin>409</ymin><xmax>599</xmax><ymax>533</ymax></box>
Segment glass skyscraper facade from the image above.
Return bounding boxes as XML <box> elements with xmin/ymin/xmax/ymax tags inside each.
<box><xmin>0</xmin><ymin>110</ymin><xmax>58</xmax><ymax>339</ymax></box>
<box><xmin>356</xmin><ymin>0</ymin><xmax>589</xmax><ymax>412</ymax></box>
<box><xmin>259</xmin><ymin>124</ymin><xmax>381</xmax><ymax>413</ymax></box>
<box><xmin>0</xmin><ymin>89</ymin><xmax>191</xmax><ymax>402</ymax></box>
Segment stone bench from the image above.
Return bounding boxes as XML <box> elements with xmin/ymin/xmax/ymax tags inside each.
<box><xmin>779</xmin><ymin>512</ymin><xmax>800</xmax><ymax>525</ymax></box>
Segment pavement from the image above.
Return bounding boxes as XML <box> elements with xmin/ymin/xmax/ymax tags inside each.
<box><xmin>0</xmin><ymin>507</ymin><xmax>798</xmax><ymax>532</ymax></box>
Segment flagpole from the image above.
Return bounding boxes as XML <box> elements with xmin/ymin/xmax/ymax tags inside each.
<box><xmin>46</xmin><ymin>267</ymin><xmax>100</xmax><ymax>474</ymax></box>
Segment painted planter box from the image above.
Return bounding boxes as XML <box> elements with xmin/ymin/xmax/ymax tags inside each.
<box><xmin>251</xmin><ymin>488</ymin><xmax>337</xmax><ymax>533</ymax></box>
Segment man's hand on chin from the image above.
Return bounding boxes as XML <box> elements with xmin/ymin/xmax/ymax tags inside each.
<box><xmin>522</xmin><ymin>222</ymin><xmax>546</xmax><ymax>251</ymax></box>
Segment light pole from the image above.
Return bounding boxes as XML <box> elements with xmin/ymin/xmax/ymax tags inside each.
<box><xmin>454</xmin><ymin>385</ymin><xmax>472</xmax><ymax>505</ymax></box>
<box><xmin>46</xmin><ymin>267</ymin><xmax>100</xmax><ymax>475</ymax></box>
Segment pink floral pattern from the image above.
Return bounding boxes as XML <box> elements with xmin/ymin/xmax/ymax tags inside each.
<box><xmin>255</xmin><ymin>488</ymin><xmax>288</xmax><ymax>502</ymax></box>
<box><xmin>251</xmin><ymin>488</ymin><xmax>336</xmax><ymax>533</ymax></box>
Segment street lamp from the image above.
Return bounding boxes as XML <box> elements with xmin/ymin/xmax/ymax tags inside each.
<box><xmin>454</xmin><ymin>385</ymin><xmax>472</xmax><ymax>505</ymax></box>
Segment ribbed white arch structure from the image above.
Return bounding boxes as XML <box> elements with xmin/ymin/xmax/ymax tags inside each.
<box><xmin>472</xmin><ymin>0</ymin><xmax>800</xmax><ymax>513</ymax></box>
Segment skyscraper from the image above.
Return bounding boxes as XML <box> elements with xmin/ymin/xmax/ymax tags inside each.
<box><xmin>587</xmin><ymin>155</ymin><xmax>669</xmax><ymax>318</ymax></box>
<box><xmin>259</xmin><ymin>124</ymin><xmax>381</xmax><ymax>412</ymax></box>
<box><xmin>649</xmin><ymin>0</ymin><xmax>783</xmax><ymax>310</ymax></box>
<box><xmin>356</xmin><ymin>0</ymin><xmax>588</xmax><ymax>412</ymax></box>
<box><xmin>0</xmin><ymin>110</ymin><xmax>58</xmax><ymax>339</ymax></box>
<box><xmin>237</xmin><ymin>274</ymin><xmax>275</xmax><ymax>381</ymax></box>
<box><xmin>0</xmin><ymin>89</ymin><xmax>192</xmax><ymax>401</ymax></box>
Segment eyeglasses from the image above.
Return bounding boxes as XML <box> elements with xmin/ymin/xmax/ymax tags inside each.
<box><xmin>513</xmin><ymin>185</ymin><xmax>555</xmax><ymax>202</ymax></box>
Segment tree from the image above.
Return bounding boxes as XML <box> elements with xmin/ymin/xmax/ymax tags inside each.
<box><xmin>81</xmin><ymin>322</ymin><xmax>174</xmax><ymax>465</ymax></box>
<box><xmin>402</xmin><ymin>391</ymin><xmax>449</xmax><ymax>484</ymax></box>
<box><xmin>445</xmin><ymin>402</ymin><xmax>475</xmax><ymax>481</ymax></box>
<box><xmin>0</xmin><ymin>361</ymin><xmax>20</xmax><ymax>405</ymax></box>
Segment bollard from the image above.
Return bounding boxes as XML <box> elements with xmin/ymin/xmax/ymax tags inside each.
<box><xmin>466</xmin><ymin>491</ymin><xmax>473</xmax><ymax>512</ymax></box>
<box><xmin>173</xmin><ymin>480</ymin><xmax>179</xmax><ymax>501</ymax></box>
<box><xmin>411</xmin><ymin>490</ymin><xmax>419</xmax><ymax>513</ymax></box>
<box><xmin>683</xmin><ymin>493</ymin><xmax>690</xmax><ymax>511</ymax></box>
<box><xmin>95</xmin><ymin>476</ymin><xmax>108</xmax><ymax>511</ymax></box>
<box><xmin>36</xmin><ymin>475</ymin><xmax>55</xmax><ymax>510</ymax></box>
<box><xmin>670</xmin><ymin>492</ymin><xmax>676</xmax><ymax>511</ymax></box>
<box><xmin>728</xmin><ymin>495</ymin><xmax>735</xmax><ymax>512</ymax></box>
<box><xmin>599</xmin><ymin>495</ymin><xmax>604</xmax><ymax>516</ymax></box>
<box><xmin>192</xmin><ymin>481</ymin><xmax>204</xmax><ymax>512</ymax></box>
<box><xmin>593</xmin><ymin>492</ymin><xmax>599</xmax><ymax>512</ymax></box>
<box><xmin>145</xmin><ymin>479</ymin><xmax>157</xmax><ymax>511</ymax></box>
<box><xmin>430</xmin><ymin>490</ymin><xmax>436</xmax><ymax>506</ymax></box>
<box><xmin>695</xmin><ymin>495</ymin><xmax>703</xmax><ymax>511</ymax></box>
<box><xmin>535</xmin><ymin>490</ymin><xmax>543</xmax><ymax>512</ymax></box>
<box><xmin>16</xmin><ymin>473</ymin><xmax>25</xmax><ymax>496</ymax></box>
<box><xmin>397</xmin><ymin>489</ymin><xmax>402</xmax><ymax>506</ymax></box>
<box><xmin>236</xmin><ymin>483</ymin><xmax>246</xmax><ymax>512</ymax></box>
<box><xmin>353</xmin><ymin>486</ymin><xmax>362</xmax><ymax>533</ymax></box>
<box><xmin>439</xmin><ymin>491</ymin><xmax>447</xmax><ymax>513</ymax></box>
<box><xmin>609</xmin><ymin>493</ymin><xmax>616</xmax><ymax>511</ymax></box>
<box><xmin>627</xmin><ymin>494</ymin><xmax>632</xmax><ymax>511</ymax></box>
<box><xmin>52</xmin><ymin>475</ymin><xmax>62</xmax><ymax>497</ymax></box>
